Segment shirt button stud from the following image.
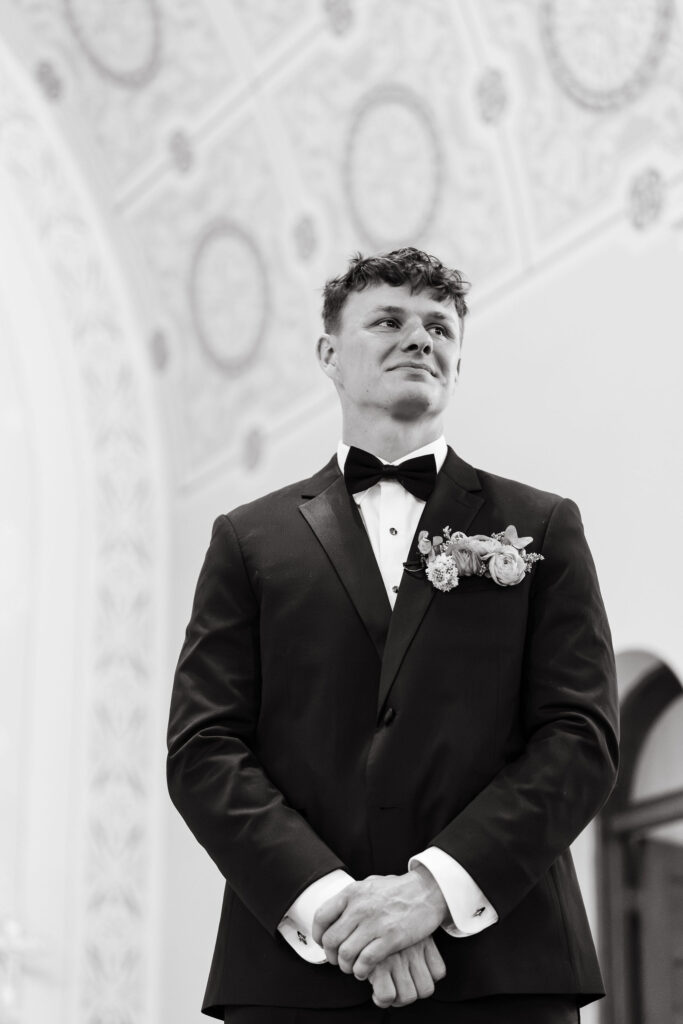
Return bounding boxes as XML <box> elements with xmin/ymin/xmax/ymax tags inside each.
<box><xmin>392</xmin><ymin>585</ymin><xmax>399</xmax><ymax>594</ymax></box>
<box><xmin>389</xmin><ymin>527</ymin><xmax>398</xmax><ymax>535</ymax></box>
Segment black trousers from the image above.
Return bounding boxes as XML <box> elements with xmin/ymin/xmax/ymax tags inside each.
<box><xmin>224</xmin><ymin>995</ymin><xmax>580</xmax><ymax>1023</ymax></box>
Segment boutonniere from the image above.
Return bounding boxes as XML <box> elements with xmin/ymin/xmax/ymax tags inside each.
<box><xmin>409</xmin><ymin>524</ymin><xmax>544</xmax><ymax>592</ymax></box>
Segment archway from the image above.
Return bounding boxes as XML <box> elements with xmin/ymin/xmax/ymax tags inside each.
<box><xmin>600</xmin><ymin>651</ymin><xmax>683</xmax><ymax>1024</ymax></box>
<box><xmin>0</xmin><ymin>24</ymin><xmax>168</xmax><ymax>1024</ymax></box>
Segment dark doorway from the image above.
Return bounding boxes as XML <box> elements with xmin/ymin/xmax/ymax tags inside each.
<box><xmin>600</xmin><ymin>657</ymin><xmax>683</xmax><ymax>1024</ymax></box>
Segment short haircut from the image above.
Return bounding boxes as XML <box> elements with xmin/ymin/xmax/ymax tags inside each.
<box><xmin>322</xmin><ymin>247</ymin><xmax>470</xmax><ymax>337</ymax></box>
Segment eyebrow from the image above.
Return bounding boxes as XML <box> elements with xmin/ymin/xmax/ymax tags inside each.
<box><xmin>371</xmin><ymin>304</ymin><xmax>455</xmax><ymax>324</ymax></box>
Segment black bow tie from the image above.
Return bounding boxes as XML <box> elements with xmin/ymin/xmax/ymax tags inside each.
<box><xmin>343</xmin><ymin>446</ymin><xmax>437</xmax><ymax>501</ymax></box>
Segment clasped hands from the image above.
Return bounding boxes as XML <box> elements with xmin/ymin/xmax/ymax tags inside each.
<box><xmin>312</xmin><ymin>865</ymin><xmax>448</xmax><ymax>1009</ymax></box>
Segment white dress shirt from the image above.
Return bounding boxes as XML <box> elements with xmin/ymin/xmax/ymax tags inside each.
<box><xmin>277</xmin><ymin>437</ymin><xmax>497</xmax><ymax>963</ymax></box>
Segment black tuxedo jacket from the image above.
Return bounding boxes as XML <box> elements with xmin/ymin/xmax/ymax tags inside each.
<box><xmin>167</xmin><ymin>448</ymin><xmax>619</xmax><ymax>1017</ymax></box>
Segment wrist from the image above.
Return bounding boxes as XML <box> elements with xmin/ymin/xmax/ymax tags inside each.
<box><xmin>408</xmin><ymin>862</ymin><xmax>448</xmax><ymax>926</ymax></box>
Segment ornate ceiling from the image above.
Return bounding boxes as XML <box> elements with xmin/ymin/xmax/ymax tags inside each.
<box><xmin>6</xmin><ymin>0</ymin><xmax>682</xmax><ymax>487</ymax></box>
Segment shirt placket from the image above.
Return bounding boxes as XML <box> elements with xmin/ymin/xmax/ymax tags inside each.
<box><xmin>378</xmin><ymin>479</ymin><xmax>410</xmax><ymax>604</ymax></box>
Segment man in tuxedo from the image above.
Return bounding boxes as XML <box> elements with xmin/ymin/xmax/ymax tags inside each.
<box><xmin>167</xmin><ymin>247</ymin><xmax>619</xmax><ymax>1022</ymax></box>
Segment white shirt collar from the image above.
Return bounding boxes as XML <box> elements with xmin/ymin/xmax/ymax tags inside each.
<box><xmin>336</xmin><ymin>435</ymin><xmax>448</xmax><ymax>475</ymax></box>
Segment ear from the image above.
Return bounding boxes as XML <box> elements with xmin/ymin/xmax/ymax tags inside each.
<box><xmin>453</xmin><ymin>329</ymin><xmax>464</xmax><ymax>382</ymax></box>
<box><xmin>316</xmin><ymin>333</ymin><xmax>338</xmax><ymax>380</ymax></box>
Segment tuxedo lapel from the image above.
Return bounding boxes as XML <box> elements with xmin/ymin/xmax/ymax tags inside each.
<box><xmin>376</xmin><ymin>448</ymin><xmax>485</xmax><ymax>715</ymax></box>
<box><xmin>299</xmin><ymin>465</ymin><xmax>391</xmax><ymax>662</ymax></box>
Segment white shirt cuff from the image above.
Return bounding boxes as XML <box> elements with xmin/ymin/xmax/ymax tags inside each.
<box><xmin>409</xmin><ymin>847</ymin><xmax>498</xmax><ymax>937</ymax></box>
<box><xmin>277</xmin><ymin>869</ymin><xmax>355</xmax><ymax>964</ymax></box>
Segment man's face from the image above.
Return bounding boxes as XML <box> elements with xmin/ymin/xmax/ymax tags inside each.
<box><xmin>318</xmin><ymin>282</ymin><xmax>462</xmax><ymax>421</ymax></box>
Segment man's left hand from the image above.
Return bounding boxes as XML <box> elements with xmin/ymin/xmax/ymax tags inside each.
<box><xmin>311</xmin><ymin>865</ymin><xmax>448</xmax><ymax>980</ymax></box>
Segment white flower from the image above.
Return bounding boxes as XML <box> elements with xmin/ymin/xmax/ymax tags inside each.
<box><xmin>425</xmin><ymin>553</ymin><xmax>459</xmax><ymax>592</ymax></box>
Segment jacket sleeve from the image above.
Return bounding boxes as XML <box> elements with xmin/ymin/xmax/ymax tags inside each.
<box><xmin>166</xmin><ymin>514</ymin><xmax>347</xmax><ymax>936</ymax></box>
<box><xmin>428</xmin><ymin>497</ymin><xmax>619</xmax><ymax>920</ymax></box>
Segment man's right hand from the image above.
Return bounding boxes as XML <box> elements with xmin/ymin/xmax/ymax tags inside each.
<box><xmin>368</xmin><ymin>935</ymin><xmax>446</xmax><ymax>1008</ymax></box>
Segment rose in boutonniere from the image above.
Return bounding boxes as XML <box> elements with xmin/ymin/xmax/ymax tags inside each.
<box><xmin>447</xmin><ymin>538</ymin><xmax>482</xmax><ymax>576</ymax></box>
<box><xmin>487</xmin><ymin>545</ymin><xmax>527</xmax><ymax>586</ymax></box>
<box><xmin>468</xmin><ymin>535</ymin><xmax>504</xmax><ymax>558</ymax></box>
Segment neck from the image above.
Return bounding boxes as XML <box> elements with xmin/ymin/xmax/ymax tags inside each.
<box><xmin>342</xmin><ymin>413</ymin><xmax>443</xmax><ymax>463</ymax></box>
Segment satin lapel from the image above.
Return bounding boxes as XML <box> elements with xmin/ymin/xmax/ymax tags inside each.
<box><xmin>376</xmin><ymin>451</ymin><xmax>485</xmax><ymax>715</ymax></box>
<box><xmin>299</xmin><ymin>473</ymin><xmax>392</xmax><ymax>661</ymax></box>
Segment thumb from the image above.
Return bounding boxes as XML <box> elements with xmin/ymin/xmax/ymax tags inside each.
<box><xmin>312</xmin><ymin>890</ymin><xmax>349</xmax><ymax>946</ymax></box>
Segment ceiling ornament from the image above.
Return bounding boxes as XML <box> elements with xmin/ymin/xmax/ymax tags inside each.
<box><xmin>34</xmin><ymin>59</ymin><xmax>63</xmax><ymax>101</ymax></box>
<box><xmin>189</xmin><ymin>218</ymin><xmax>270</xmax><ymax>376</ymax></box>
<box><xmin>540</xmin><ymin>0</ymin><xmax>674</xmax><ymax>111</ymax></box>
<box><xmin>168</xmin><ymin>128</ymin><xmax>193</xmax><ymax>174</ymax></box>
<box><xmin>293</xmin><ymin>214</ymin><xmax>317</xmax><ymax>262</ymax></box>
<box><xmin>628</xmin><ymin>167</ymin><xmax>665</xmax><ymax>230</ymax></box>
<box><xmin>343</xmin><ymin>83</ymin><xmax>443</xmax><ymax>250</ymax></box>
<box><xmin>324</xmin><ymin>0</ymin><xmax>354</xmax><ymax>37</ymax></box>
<box><xmin>476</xmin><ymin>68</ymin><xmax>508</xmax><ymax>125</ymax></box>
<box><xmin>63</xmin><ymin>0</ymin><xmax>162</xmax><ymax>88</ymax></box>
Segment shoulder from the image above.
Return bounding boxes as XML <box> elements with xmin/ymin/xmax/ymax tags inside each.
<box><xmin>475</xmin><ymin>467</ymin><xmax>565</xmax><ymax>518</ymax></box>
<box><xmin>444</xmin><ymin>446</ymin><xmax>565</xmax><ymax>520</ymax></box>
<box><xmin>464</xmin><ymin>460</ymin><xmax>581</xmax><ymax>555</ymax></box>
<box><xmin>216</xmin><ymin>455</ymin><xmax>338</xmax><ymax>537</ymax></box>
<box><xmin>472</xmin><ymin>466</ymin><xmax>591</xmax><ymax>578</ymax></box>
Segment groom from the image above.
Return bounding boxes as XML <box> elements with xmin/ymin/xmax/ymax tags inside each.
<box><xmin>167</xmin><ymin>247</ymin><xmax>618</xmax><ymax>1022</ymax></box>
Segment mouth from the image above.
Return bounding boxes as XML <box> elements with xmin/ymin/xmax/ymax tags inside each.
<box><xmin>390</xmin><ymin>363</ymin><xmax>436</xmax><ymax>377</ymax></box>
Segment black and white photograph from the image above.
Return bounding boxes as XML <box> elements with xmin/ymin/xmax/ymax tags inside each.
<box><xmin>1</xmin><ymin>2</ymin><xmax>682</xmax><ymax>1023</ymax></box>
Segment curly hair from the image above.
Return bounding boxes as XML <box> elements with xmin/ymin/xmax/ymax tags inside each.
<box><xmin>322</xmin><ymin>247</ymin><xmax>470</xmax><ymax>337</ymax></box>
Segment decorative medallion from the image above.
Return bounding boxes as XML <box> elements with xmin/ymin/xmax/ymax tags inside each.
<box><xmin>540</xmin><ymin>0</ymin><xmax>674</xmax><ymax>111</ymax></box>
<box><xmin>628</xmin><ymin>168</ymin><xmax>664</xmax><ymax>230</ymax></box>
<box><xmin>149</xmin><ymin>329</ymin><xmax>169</xmax><ymax>372</ymax></box>
<box><xmin>476</xmin><ymin>68</ymin><xmax>508</xmax><ymax>125</ymax></box>
<box><xmin>324</xmin><ymin>0</ymin><xmax>354</xmax><ymax>37</ymax></box>
<box><xmin>243</xmin><ymin>426</ymin><xmax>265</xmax><ymax>471</ymax></box>
<box><xmin>35</xmin><ymin>60</ymin><xmax>63</xmax><ymax>102</ymax></box>
<box><xmin>293</xmin><ymin>214</ymin><xmax>317</xmax><ymax>261</ymax></box>
<box><xmin>344</xmin><ymin>83</ymin><xmax>442</xmax><ymax>249</ymax></box>
<box><xmin>168</xmin><ymin>129</ymin><xmax>193</xmax><ymax>174</ymax></box>
<box><xmin>63</xmin><ymin>0</ymin><xmax>162</xmax><ymax>89</ymax></box>
<box><xmin>189</xmin><ymin>219</ymin><xmax>270</xmax><ymax>376</ymax></box>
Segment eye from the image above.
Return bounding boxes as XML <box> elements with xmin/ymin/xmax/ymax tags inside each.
<box><xmin>429</xmin><ymin>324</ymin><xmax>452</xmax><ymax>339</ymax></box>
<box><xmin>376</xmin><ymin>317</ymin><xmax>400</xmax><ymax>328</ymax></box>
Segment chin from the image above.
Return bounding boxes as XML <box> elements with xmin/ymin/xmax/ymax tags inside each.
<box><xmin>389</xmin><ymin>389</ymin><xmax>436</xmax><ymax>419</ymax></box>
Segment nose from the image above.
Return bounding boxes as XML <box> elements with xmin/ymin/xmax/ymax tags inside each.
<box><xmin>401</xmin><ymin>318</ymin><xmax>432</xmax><ymax>354</ymax></box>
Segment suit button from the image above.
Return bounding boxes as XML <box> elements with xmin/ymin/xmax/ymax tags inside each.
<box><xmin>383</xmin><ymin>706</ymin><xmax>396</xmax><ymax>726</ymax></box>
